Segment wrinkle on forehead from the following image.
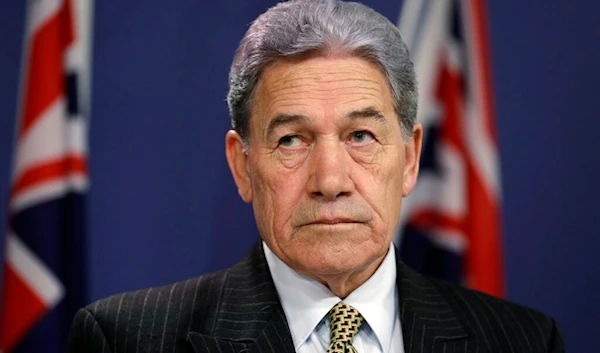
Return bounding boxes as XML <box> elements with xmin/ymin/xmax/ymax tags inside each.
<box><xmin>251</xmin><ymin>56</ymin><xmax>395</xmax><ymax>140</ymax></box>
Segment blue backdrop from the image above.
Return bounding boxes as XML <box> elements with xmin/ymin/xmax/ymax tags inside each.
<box><xmin>0</xmin><ymin>1</ymin><xmax>599</xmax><ymax>352</ymax></box>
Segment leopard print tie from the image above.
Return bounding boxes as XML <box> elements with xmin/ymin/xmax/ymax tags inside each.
<box><xmin>326</xmin><ymin>302</ymin><xmax>364</xmax><ymax>353</ymax></box>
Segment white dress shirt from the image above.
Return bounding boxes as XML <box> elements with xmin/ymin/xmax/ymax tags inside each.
<box><xmin>263</xmin><ymin>242</ymin><xmax>405</xmax><ymax>353</ymax></box>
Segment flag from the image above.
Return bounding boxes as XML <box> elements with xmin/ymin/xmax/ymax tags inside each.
<box><xmin>0</xmin><ymin>0</ymin><xmax>93</xmax><ymax>352</ymax></box>
<box><xmin>395</xmin><ymin>0</ymin><xmax>504</xmax><ymax>297</ymax></box>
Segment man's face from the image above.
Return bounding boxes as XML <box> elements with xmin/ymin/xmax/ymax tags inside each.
<box><xmin>226</xmin><ymin>55</ymin><xmax>422</xmax><ymax>281</ymax></box>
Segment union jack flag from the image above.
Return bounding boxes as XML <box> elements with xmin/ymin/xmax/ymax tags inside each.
<box><xmin>395</xmin><ymin>0</ymin><xmax>504</xmax><ymax>297</ymax></box>
<box><xmin>0</xmin><ymin>0</ymin><xmax>93</xmax><ymax>352</ymax></box>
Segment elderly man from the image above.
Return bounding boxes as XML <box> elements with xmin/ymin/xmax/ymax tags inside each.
<box><xmin>67</xmin><ymin>1</ymin><xmax>564</xmax><ymax>352</ymax></box>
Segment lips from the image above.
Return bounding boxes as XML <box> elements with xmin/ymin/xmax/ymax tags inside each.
<box><xmin>293</xmin><ymin>204</ymin><xmax>372</xmax><ymax>228</ymax></box>
<box><xmin>305</xmin><ymin>218</ymin><xmax>362</xmax><ymax>225</ymax></box>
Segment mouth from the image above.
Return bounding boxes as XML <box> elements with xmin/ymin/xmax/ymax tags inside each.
<box><xmin>305</xmin><ymin>218</ymin><xmax>362</xmax><ymax>225</ymax></box>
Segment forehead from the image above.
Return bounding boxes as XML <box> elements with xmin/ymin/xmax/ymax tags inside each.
<box><xmin>250</xmin><ymin>55</ymin><xmax>395</xmax><ymax>128</ymax></box>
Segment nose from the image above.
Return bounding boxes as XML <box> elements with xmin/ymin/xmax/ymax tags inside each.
<box><xmin>307</xmin><ymin>139</ymin><xmax>354</xmax><ymax>201</ymax></box>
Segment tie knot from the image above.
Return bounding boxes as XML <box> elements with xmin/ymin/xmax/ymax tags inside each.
<box><xmin>328</xmin><ymin>302</ymin><xmax>364</xmax><ymax>345</ymax></box>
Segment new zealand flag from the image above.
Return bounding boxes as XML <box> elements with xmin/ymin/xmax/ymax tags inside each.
<box><xmin>395</xmin><ymin>0</ymin><xmax>504</xmax><ymax>297</ymax></box>
<box><xmin>0</xmin><ymin>0</ymin><xmax>93</xmax><ymax>352</ymax></box>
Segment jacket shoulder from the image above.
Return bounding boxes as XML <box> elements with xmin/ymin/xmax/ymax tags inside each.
<box><xmin>430</xmin><ymin>278</ymin><xmax>564</xmax><ymax>352</ymax></box>
<box><xmin>67</xmin><ymin>269</ymin><xmax>228</xmax><ymax>353</ymax></box>
<box><xmin>87</xmin><ymin>270</ymin><xmax>224</xmax><ymax>323</ymax></box>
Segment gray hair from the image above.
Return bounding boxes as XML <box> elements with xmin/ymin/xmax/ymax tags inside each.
<box><xmin>227</xmin><ymin>0</ymin><xmax>417</xmax><ymax>143</ymax></box>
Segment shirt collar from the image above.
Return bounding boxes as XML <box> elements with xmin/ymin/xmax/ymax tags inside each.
<box><xmin>343</xmin><ymin>245</ymin><xmax>397</xmax><ymax>353</ymax></box>
<box><xmin>263</xmin><ymin>242</ymin><xmax>397</xmax><ymax>352</ymax></box>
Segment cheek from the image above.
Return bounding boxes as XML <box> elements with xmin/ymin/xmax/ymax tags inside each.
<box><xmin>251</xmin><ymin>162</ymin><xmax>307</xmax><ymax>228</ymax></box>
<box><xmin>382</xmin><ymin>156</ymin><xmax>406</xmax><ymax>219</ymax></box>
<box><xmin>353</xmin><ymin>152</ymin><xmax>405</xmax><ymax>223</ymax></box>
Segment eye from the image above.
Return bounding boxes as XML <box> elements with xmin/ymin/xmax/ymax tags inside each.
<box><xmin>278</xmin><ymin>135</ymin><xmax>302</xmax><ymax>148</ymax></box>
<box><xmin>349</xmin><ymin>130</ymin><xmax>375</xmax><ymax>144</ymax></box>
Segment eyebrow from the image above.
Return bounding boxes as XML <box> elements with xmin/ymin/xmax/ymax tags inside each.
<box><xmin>346</xmin><ymin>107</ymin><xmax>386</xmax><ymax>122</ymax></box>
<box><xmin>264</xmin><ymin>107</ymin><xmax>387</xmax><ymax>140</ymax></box>
<box><xmin>265</xmin><ymin>114</ymin><xmax>309</xmax><ymax>140</ymax></box>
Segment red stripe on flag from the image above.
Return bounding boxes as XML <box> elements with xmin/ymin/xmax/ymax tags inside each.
<box><xmin>436</xmin><ymin>60</ymin><xmax>466</xmax><ymax>153</ymax></box>
<box><xmin>11</xmin><ymin>155</ymin><xmax>88</xmax><ymax>197</ymax></box>
<box><xmin>62</xmin><ymin>0</ymin><xmax>76</xmax><ymax>47</ymax></box>
<box><xmin>19</xmin><ymin>0</ymin><xmax>76</xmax><ymax>138</ymax></box>
<box><xmin>409</xmin><ymin>210</ymin><xmax>466</xmax><ymax>235</ymax></box>
<box><xmin>0</xmin><ymin>264</ymin><xmax>48</xmax><ymax>352</ymax></box>
<box><xmin>465</xmin><ymin>0</ymin><xmax>504</xmax><ymax>297</ymax></box>
<box><xmin>465</xmin><ymin>164</ymin><xmax>503</xmax><ymax>296</ymax></box>
<box><xmin>20</xmin><ymin>12</ymin><xmax>63</xmax><ymax>138</ymax></box>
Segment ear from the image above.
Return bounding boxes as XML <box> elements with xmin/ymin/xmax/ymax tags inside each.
<box><xmin>225</xmin><ymin>130</ymin><xmax>253</xmax><ymax>203</ymax></box>
<box><xmin>402</xmin><ymin>123</ymin><xmax>423</xmax><ymax>197</ymax></box>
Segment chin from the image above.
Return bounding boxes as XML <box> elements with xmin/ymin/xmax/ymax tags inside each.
<box><xmin>294</xmin><ymin>243</ymin><xmax>380</xmax><ymax>276</ymax></box>
<box><xmin>307</xmin><ymin>260</ymin><xmax>371</xmax><ymax>277</ymax></box>
<box><xmin>273</xmin><ymin>224</ymin><xmax>390</xmax><ymax>275</ymax></box>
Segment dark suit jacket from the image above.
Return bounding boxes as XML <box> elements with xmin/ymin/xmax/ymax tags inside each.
<box><xmin>66</xmin><ymin>244</ymin><xmax>564</xmax><ymax>352</ymax></box>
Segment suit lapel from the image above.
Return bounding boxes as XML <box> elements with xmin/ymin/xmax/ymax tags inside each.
<box><xmin>395</xmin><ymin>247</ymin><xmax>469</xmax><ymax>353</ymax></box>
<box><xmin>187</xmin><ymin>243</ymin><xmax>295</xmax><ymax>353</ymax></box>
